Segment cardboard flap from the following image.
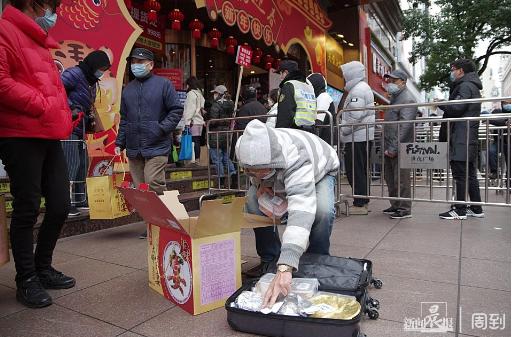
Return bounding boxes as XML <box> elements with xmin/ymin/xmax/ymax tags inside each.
<box><xmin>118</xmin><ymin>187</ymin><xmax>189</xmax><ymax>235</ymax></box>
<box><xmin>194</xmin><ymin>198</ymin><xmax>246</xmax><ymax>238</ymax></box>
<box><xmin>243</xmin><ymin>213</ymin><xmax>275</xmax><ymax>228</ymax></box>
<box><xmin>159</xmin><ymin>191</ymin><xmax>189</xmax><ymax>221</ymax></box>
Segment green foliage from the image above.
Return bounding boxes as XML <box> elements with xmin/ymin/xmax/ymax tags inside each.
<box><xmin>402</xmin><ymin>0</ymin><xmax>511</xmax><ymax>90</ymax></box>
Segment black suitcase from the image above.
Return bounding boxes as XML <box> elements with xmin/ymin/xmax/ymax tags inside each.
<box><xmin>226</xmin><ymin>279</ymin><xmax>366</xmax><ymax>337</ymax></box>
<box><xmin>226</xmin><ymin>254</ymin><xmax>383</xmax><ymax>337</ymax></box>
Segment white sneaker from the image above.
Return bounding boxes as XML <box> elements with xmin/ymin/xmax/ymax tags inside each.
<box><xmin>466</xmin><ymin>208</ymin><xmax>485</xmax><ymax>218</ymax></box>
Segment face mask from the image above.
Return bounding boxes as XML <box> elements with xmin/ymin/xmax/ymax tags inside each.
<box><xmin>386</xmin><ymin>83</ymin><xmax>400</xmax><ymax>94</ymax></box>
<box><xmin>94</xmin><ymin>70</ymin><xmax>104</xmax><ymax>79</ymax></box>
<box><xmin>213</xmin><ymin>93</ymin><xmax>220</xmax><ymax>100</ymax></box>
<box><xmin>503</xmin><ymin>104</ymin><xmax>511</xmax><ymax>112</ymax></box>
<box><xmin>131</xmin><ymin>63</ymin><xmax>150</xmax><ymax>78</ymax></box>
<box><xmin>261</xmin><ymin>169</ymin><xmax>276</xmax><ymax>180</ymax></box>
<box><xmin>35</xmin><ymin>9</ymin><xmax>57</xmax><ymax>32</ymax></box>
<box><xmin>449</xmin><ymin>71</ymin><xmax>457</xmax><ymax>82</ymax></box>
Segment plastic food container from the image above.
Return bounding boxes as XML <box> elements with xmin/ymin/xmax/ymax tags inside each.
<box><xmin>258</xmin><ymin>193</ymin><xmax>288</xmax><ymax>218</ymax></box>
<box><xmin>255</xmin><ymin>274</ymin><xmax>319</xmax><ymax>299</ymax></box>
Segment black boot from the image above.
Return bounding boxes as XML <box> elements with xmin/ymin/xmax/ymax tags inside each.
<box><xmin>38</xmin><ymin>267</ymin><xmax>76</xmax><ymax>290</ymax></box>
<box><xmin>16</xmin><ymin>275</ymin><xmax>52</xmax><ymax>308</ymax></box>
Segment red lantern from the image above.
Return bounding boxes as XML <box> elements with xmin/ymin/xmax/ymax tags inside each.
<box><xmin>252</xmin><ymin>48</ymin><xmax>263</xmax><ymax>64</ymax></box>
<box><xmin>189</xmin><ymin>19</ymin><xmax>204</xmax><ymax>40</ymax></box>
<box><xmin>169</xmin><ymin>9</ymin><xmax>184</xmax><ymax>31</ymax></box>
<box><xmin>144</xmin><ymin>0</ymin><xmax>160</xmax><ymax>22</ymax></box>
<box><xmin>272</xmin><ymin>58</ymin><xmax>281</xmax><ymax>70</ymax></box>
<box><xmin>225</xmin><ymin>36</ymin><xmax>238</xmax><ymax>55</ymax></box>
<box><xmin>208</xmin><ymin>28</ymin><xmax>222</xmax><ymax>49</ymax></box>
<box><xmin>264</xmin><ymin>54</ymin><xmax>274</xmax><ymax>70</ymax></box>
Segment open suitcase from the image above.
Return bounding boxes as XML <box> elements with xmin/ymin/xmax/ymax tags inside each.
<box><xmin>226</xmin><ymin>254</ymin><xmax>383</xmax><ymax>337</ymax></box>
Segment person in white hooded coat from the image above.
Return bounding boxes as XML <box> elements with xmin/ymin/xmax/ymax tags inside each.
<box><xmin>338</xmin><ymin>61</ymin><xmax>375</xmax><ymax>215</ymax></box>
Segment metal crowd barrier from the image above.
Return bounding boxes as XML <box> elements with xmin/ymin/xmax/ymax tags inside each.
<box><xmin>61</xmin><ymin>137</ymin><xmax>89</xmax><ymax>207</ymax></box>
<box><xmin>205</xmin><ymin>111</ymin><xmax>335</xmax><ymax>195</ymax></box>
<box><xmin>336</xmin><ymin>96</ymin><xmax>511</xmax><ymax>211</ymax></box>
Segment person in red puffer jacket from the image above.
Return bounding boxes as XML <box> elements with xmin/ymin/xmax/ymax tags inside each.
<box><xmin>0</xmin><ymin>0</ymin><xmax>75</xmax><ymax>309</ymax></box>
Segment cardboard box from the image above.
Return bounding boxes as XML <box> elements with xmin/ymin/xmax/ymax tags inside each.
<box><xmin>119</xmin><ymin>187</ymin><xmax>272</xmax><ymax>315</ymax></box>
<box><xmin>86</xmin><ymin>174</ymin><xmax>130</xmax><ymax>219</ymax></box>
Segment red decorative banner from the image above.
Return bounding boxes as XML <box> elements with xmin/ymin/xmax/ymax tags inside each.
<box><xmin>154</xmin><ymin>68</ymin><xmax>184</xmax><ymax>91</ymax></box>
<box><xmin>202</xmin><ymin>0</ymin><xmax>332</xmax><ymax>73</ymax></box>
<box><xmin>50</xmin><ymin>0</ymin><xmax>142</xmax><ymax>160</ymax></box>
<box><xmin>235</xmin><ymin>45</ymin><xmax>253</xmax><ymax>68</ymax></box>
<box><xmin>129</xmin><ymin>2</ymin><xmax>166</xmax><ymax>52</ymax></box>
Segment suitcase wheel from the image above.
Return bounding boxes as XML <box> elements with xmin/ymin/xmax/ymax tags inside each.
<box><xmin>367</xmin><ymin>308</ymin><xmax>379</xmax><ymax>320</ymax></box>
<box><xmin>367</xmin><ymin>297</ymin><xmax>380</xmax><ymax>309</ymax></box>
<box><xmin>372</xmin><ymin>278</ymin><xmax>383</xmax><ymax>289</ymax></box>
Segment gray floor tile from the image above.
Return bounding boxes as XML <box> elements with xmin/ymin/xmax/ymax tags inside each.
<box><xmin>0</xmin><ymin>304</ymin><xmax>123</xmax><ymax>337</ymax></box>
<box><xmin>367</xmin><ymin>249</ymin><xmax>459</xmax><ymax>284</ymax></box>
<box><xmin>367</xmin><ymin>275</ymin><xmax>458</xmax><ymax>324</ymax></box>
<box><xmin>55</xmin><ymin>270</ymin><xmax>174</xmax><ymax>330</ymax></box>
<box><xmin>461</xmin><ymin>258</ymin><xmax>511</xmax><ymax>291</ymax></box>
<box><xmin>0</xmin><ymin>285</ymin><xmax>26</xmax><ymax>319</ymax></box>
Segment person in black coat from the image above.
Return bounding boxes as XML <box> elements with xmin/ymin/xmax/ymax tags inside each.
<box><xmin>438</xmin><ymin>59</ymin><xmax>484</xmax><ymax>220</ymax></box>
<box><xmin>236</xmin><ymin>86</ymin><xmax>267</xmax><ymax>130</ymax></box>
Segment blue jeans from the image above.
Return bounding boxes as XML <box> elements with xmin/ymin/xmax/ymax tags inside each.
<box><xmin>209</xmin><ymin>148</ymin><xmax>235</xmax><ymax>178</ymax></box>
<box><xmin>247</xmin><ymin>175</ymin><xmax>336</xmax><ymax>263</ymax></box>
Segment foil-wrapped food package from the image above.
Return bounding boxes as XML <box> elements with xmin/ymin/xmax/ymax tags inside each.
<box><xmin>234</xmin><ymin>291</ymin><xmax>263</xmax><ymax>312</ymax></box>
<box><xmin>306</xmin><ymin>292</ymin><xmax>361</xmax><ymax>320</ymax></box>
<box><xmin>255</xmin><ymin>274</ymin><xmax>319</xmax><ymax>299</ymax></box>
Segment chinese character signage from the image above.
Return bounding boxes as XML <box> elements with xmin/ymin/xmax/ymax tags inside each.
<box><xmin>154</xmin><ymin>69</ymin><xmax>184</xmax><ymax>91</ymax></box>
<box><xmin>201</xmin><ymin>0</ymin><xmax>332</xmax><ymax>73</ymax></box>
<box><xmin>399</xmin><ymin>142</ymin><xmax>448</xmax><ymax>170</ymax></box>
<box><xmin>129</xmin><ymin>1</ymin><xmax>166</xmax><ymax>52</ymax></box>
<box><xmin>236</xmin><ymin>45</ymin><xmax>253</xmax><ymax>68</ymax></box>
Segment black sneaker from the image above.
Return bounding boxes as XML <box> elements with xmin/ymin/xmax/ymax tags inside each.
<box><xmin>439</xmin><ymin>209</ymin><xmax>467</xmax><ymax>220</ymax></box>
<box><xmin>139</xmin><ymin>230</ymin><xmax>148</xmax><ymax>239</ymax></box>
<box><xmin>68</xmin><ymin>206</ymin><xmax>81</xmax><ymax>217</ymax></box>
<box><xmin>16</xmin><ymin>276</ymin><xmax>52</xmax><ymax>308</ymax></box>
<box><xmin>467</xmin><ymin>208</ymin><xmax>485</xmax><ymax>218</ymax></box>
<box><xmin>38</xmin><ymin>267</ymin><xmax>76</xmax><ymax>289</ymax></box>
<box><xmin>390</xmin><ymin>210</ymin><xmax>412</xmax><ymax>219</ymax></box>
<box><xmin>382</xmin><ymin>207</ymin><xmax>398</xmax><ymax>215</ymax></box>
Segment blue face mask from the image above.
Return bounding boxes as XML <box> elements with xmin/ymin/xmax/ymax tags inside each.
<box><xmin>131</xmin><ymin>63</ymin><xmax>150</xmax><ymax>78</ymax></box>
<box><xmin>35</xmin><ymin>9</ymin><xmax>57</xmax><ymax>32</ymax></box>
<box><xmin>449</xmin><ymin>71</ymin><xmax>457</xmax><ymax>82</ymax></box>
<box><xmin>386</xmin><ymin>83</ymin><xmax>400</xmax><ymax>95</ymax></box>
<box><xmin>94</xmin><ymin>70</ymin><xmax>104</xmax><ymax>79</ymax></box>
<box><xmin>503</xmin><ymin>104</ymin><xmax>511</xmax><ymax>112</ymax></box>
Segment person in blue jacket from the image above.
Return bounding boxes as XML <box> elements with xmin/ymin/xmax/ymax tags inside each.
<box><xmin>61</xmin><ymin>50</ymin><xmax>111</xmax><ymax>217</ymax></box>
<box><xmin>115</xmin><ymin>48</ymin><xmax>183</xmax><ymax>238</ymax></box>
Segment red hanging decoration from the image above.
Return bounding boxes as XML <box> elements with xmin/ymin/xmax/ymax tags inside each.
<box><xmin>225</xmin><ymin>36</ymin><xmax>238</xmax><ymax>55</ymax></box>
<box><xmin>252</xmin><ymin>48</ymin><xmax>263</xmax><ymax>64</ymax></box>
<box><xmin>125</xmin><ymin>0</ymin><xmax>133</xmax><ymax>11</ymax></box>
<box><xmin>264</xmin><ymin>54</ymin><xmax>274</xmax><ymax>70</ymax></box>
<box><xmin>169</xmin><ymin>9</ymin><xmax>184</xmax><ymax>31</ymax></box>
<box><xmin>272</xmin><ymin>58</ymin><xmax>281</xmax><ymax>70</ymax></box>
<box><xmin>144</xmin><ymin>0</ymin><xmax>161</xmax><ymax>22</ymax></box>
<box><xmin>188</xmin><ymin>19</ymin><xmax>204</xmax><ymax>40</ymax></box>
<box><xmin>241</xmin><ymin>43</ymin><xmax>252</xmax><ymax>52</ymax></box>
<box><xmin>208</xmin><ymin>28</ymin><xmax>222</xmax><ymax>49</ymax></box>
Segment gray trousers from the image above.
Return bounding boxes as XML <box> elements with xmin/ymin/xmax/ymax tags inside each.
<box><xmin>128</xmin><ymin>156</ymin><xmax>167</xmax><ymax>195</ymax></box>
<box><xmin>384</xmin><ymin>156</ymin><xmax>412</xmax><ymax>212</ymax></box>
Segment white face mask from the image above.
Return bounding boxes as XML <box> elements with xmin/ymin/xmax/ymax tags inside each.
<box><xmin>268</xmin><ymin>99</ymin><xmax>274</xmax><ymax>106</ymax></box>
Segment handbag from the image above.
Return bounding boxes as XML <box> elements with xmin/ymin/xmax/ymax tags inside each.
<box><xmin>178</xmin><ymin>128</ymin><xmax>193</xmax><ymax>161</ymax></box>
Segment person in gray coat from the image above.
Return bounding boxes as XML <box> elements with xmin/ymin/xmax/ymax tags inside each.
<box><xmin>438</xmin><ymin>59</ymin><xmax>484</xmax><ymax>220</ymax></box>
<box><xmin>382</xmin><ymin>70</ymin><xmax>417</xmax><ymax>219</ymax></box>
<box><xmin>339</xmin><ymin>61</ymin><xmax>375</xmax><ymax>215</ymax></box>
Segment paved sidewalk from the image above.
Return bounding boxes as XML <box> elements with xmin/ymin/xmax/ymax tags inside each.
<box><xmin>0</xmin><ymin>200</ymin><xmax>510</xmax><ymax>337</ymax></box>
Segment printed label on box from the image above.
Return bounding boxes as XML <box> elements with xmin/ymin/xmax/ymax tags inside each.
<box><xmin>199</xmin><ymin>239</ymin><xmax>236</xmax><ymax>305</ymax></box>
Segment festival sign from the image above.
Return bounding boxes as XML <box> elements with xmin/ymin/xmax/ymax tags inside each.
<box><xmin>50</xmin><ymin>0</ymin><xmax>142</xmax><ymax>163</ymax></box>
<box><xmin>200</xmin><ymin>0</ymin><xmax>332</xmax><ymax>73</ymax></box>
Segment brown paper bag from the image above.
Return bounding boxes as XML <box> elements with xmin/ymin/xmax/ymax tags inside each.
<box><xmin>199</xmin><ymin>146</ymin><xmax>209</xmax><ymax>167</ymax></box>
<box><xmin>0</xmin><ymin>194</ymin><xmax>9</xmax><ymax>267</ymax></box>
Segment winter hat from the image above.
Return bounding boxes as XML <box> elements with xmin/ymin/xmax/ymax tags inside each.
<box><xmin>79</xmin><ymin>50</ymin><xmax>111</xmax><ymax>85</ymax></box>
<box><xmin>235</xmin><ymin>120</ymin><xmax>285</xmax><ymax>169</ymax></box>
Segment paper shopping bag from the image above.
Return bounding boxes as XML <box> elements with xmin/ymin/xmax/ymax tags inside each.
<box><xmin>0</xmin><ymin>194</ymin><xmax>9</xmax><ymax>267</ymax></box>
<box><xmin>86</xmin><ymin>174</ymin><xmax>130</xmax><ymax>219</ymax></box>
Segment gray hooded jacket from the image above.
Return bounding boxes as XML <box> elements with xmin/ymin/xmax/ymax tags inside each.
<box><xmin>339</xmin><ymin>61</ymin><xmax>375</xmax><ymax>143</ymax></box>
<box><xmin>384</xmin><ymin>86</ymin><xmax>418</xmax><ymax>155</ymax></box>
<box><xmin>235</xmin><ymin>120</ymin><xmax>339</xmax><ymax>270</ymax></box>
